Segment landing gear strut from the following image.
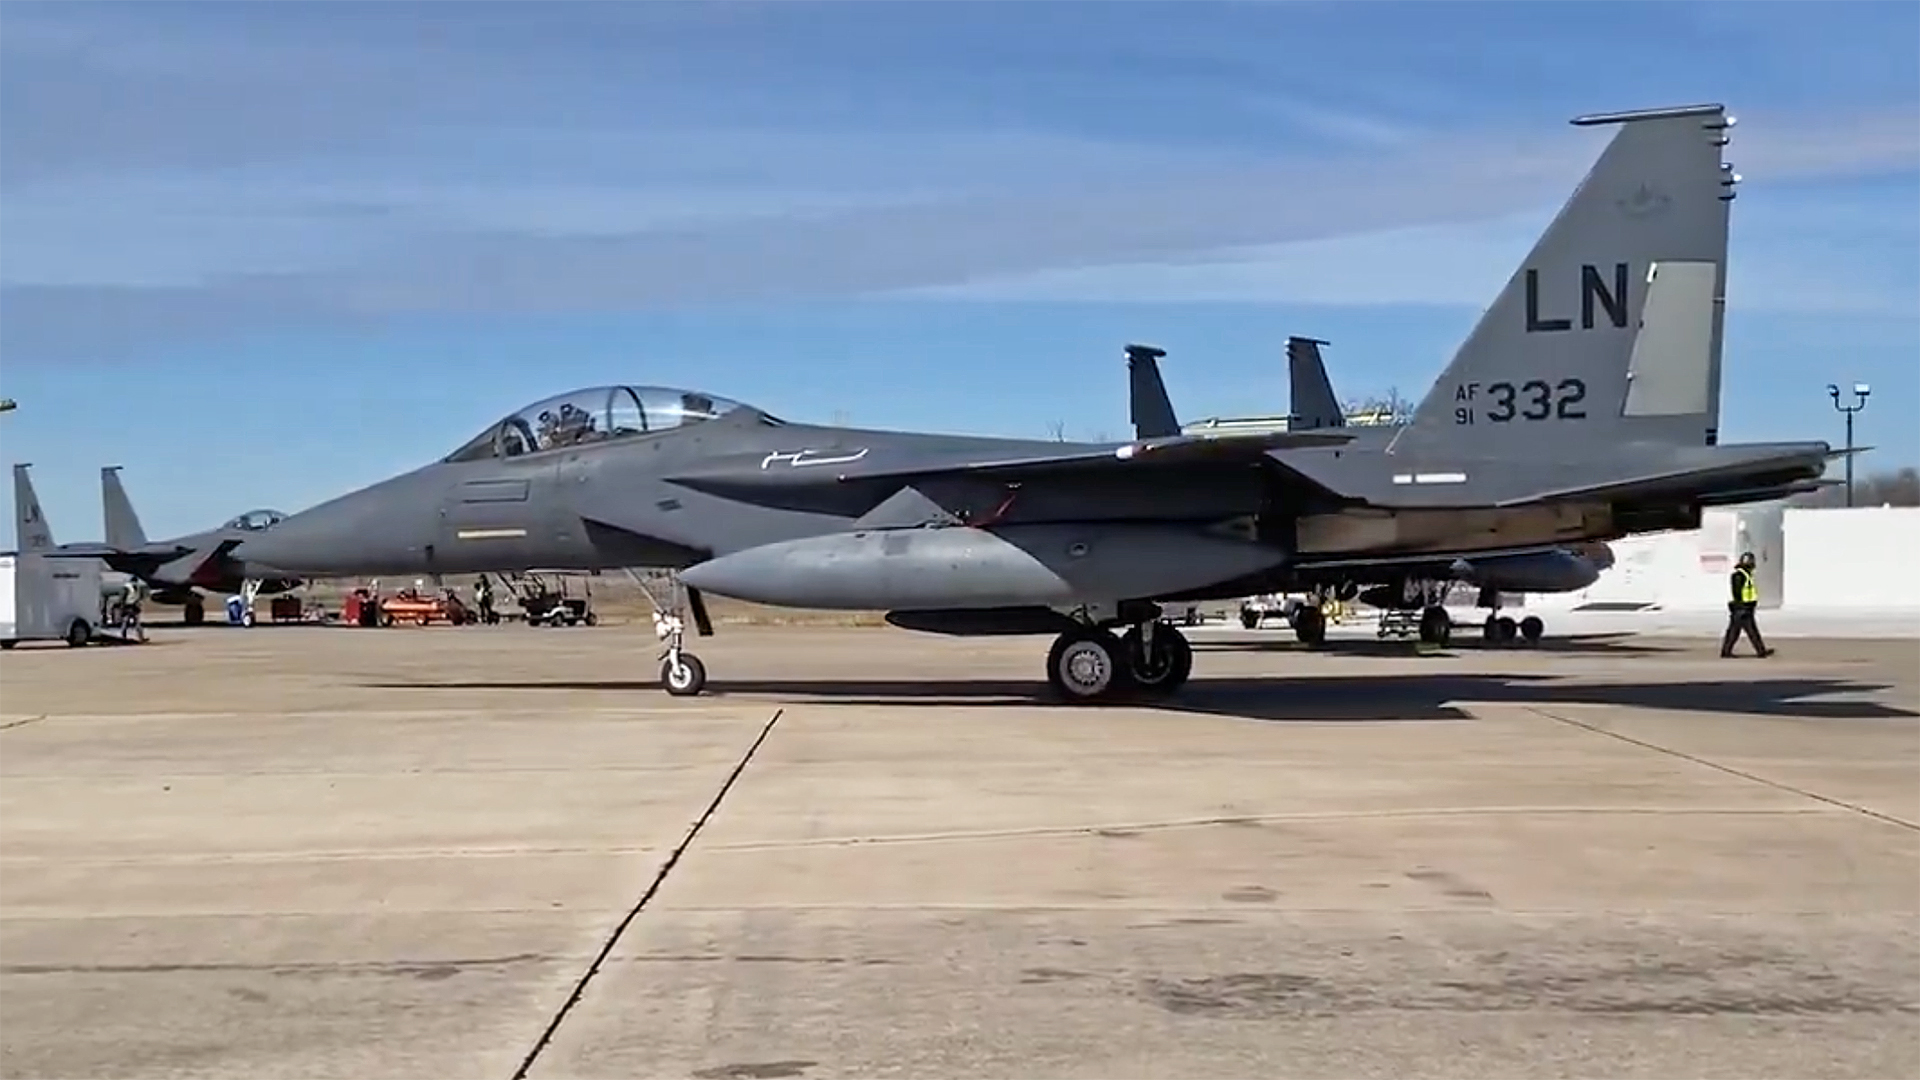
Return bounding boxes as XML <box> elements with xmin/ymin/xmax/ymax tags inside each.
<box><xmin>237</xmin><ymin>579</ymin><xmax>262</xmax><ymax>627</ymax></box>
<box><xmin>629</xmin><ymin>569</ymin><xmax>715</xmax><ymax>696</ymax></box>
<box><xmin>1044</xmin><ymin>613</ymin><xmax>1193</xmax><ymax>704</ymax></box>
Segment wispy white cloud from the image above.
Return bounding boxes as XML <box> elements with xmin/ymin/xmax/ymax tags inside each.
<box><xmin>886</xmin><ymin>177</ymin><xmax>1920</xmax><ymax>319</ymax></box>
<box><xmin>1</xmin><ymin>2</ymin><xmax>1915</xmax><ymax>365</ymax></box>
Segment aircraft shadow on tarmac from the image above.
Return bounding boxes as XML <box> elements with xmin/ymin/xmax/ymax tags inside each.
<box><xmin>1191</xmin><ymin>632</ymin><xmax>1672</xmax><ymax>658</ymax></box>
<box><xmin>366</xmin><ymin>673</ymin><xmax>1918</xmax><ymax>724</ymax></box>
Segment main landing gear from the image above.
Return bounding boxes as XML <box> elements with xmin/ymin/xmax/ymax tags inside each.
<box><xmin>1481</xmin><ymin>613</ymin><xmax>1546</xmax><ymax>647</ymax></box>
<box><xmin>1044</xmin><ymin>615</ymin><xmax>1194</xmax><ymax>704</ymax></box>
<box><xmin>629</xmin><ymin>569</ymin><xmax>716</xmax><ymax>696</ymax></box>
<box><xmin>1474</xmin><ymin>587</ymin><xmax>1545</xmax><ymax>647</ymax></box>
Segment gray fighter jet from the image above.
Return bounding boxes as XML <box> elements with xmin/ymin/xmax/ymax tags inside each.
<box><xmin>234</xmin><ymin>104</ymin><xmax>1838</xmax><ymax>701</ymax></box>
<box><xmin>44</xmin><ymin>467</ymin><xmax>302</xmax><ymax>623</ymax></box>
<box><xmin>1123</xmin><ymin>338</ymin><xmax>1616</xmax><ymax>646</ymax></box>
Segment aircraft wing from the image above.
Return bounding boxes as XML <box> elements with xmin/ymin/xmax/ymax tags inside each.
<box><xmin>841</xmin><ymin>429</ymin><xmax>1356</xmax><ymax>484</ymax></box>
<box><xmin>43</xmin><ymin>538</ymin><xmax>232</xmax><ymax>588</ymax></box>
<box><xmin>43</xmin><ymin>540</ymin><xmax>193</xmax><ymax>562</ymax></box>
<box><xmin>668</xmin><ymin>430</ymin><xmax>1354</xmax><ymax>497</ymax></box>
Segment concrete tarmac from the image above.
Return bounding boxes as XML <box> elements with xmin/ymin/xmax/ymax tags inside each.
<box><xmin>2</xmin><ymin>622</ymin><xmax>1916</xmax><ymax>1079</ymax></box>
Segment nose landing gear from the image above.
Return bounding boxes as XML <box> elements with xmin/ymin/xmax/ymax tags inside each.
<box><xmin>630</xmin><ymin>569</ymin><xmax>715</xmax><ymax>696</ymax></box>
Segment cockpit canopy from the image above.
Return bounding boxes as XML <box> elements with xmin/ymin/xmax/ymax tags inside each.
<box><xmin>223</xmin><ymin>509</ymin><xmax>287</xmax><ymax>532</ymax></box>
<box><xmin>443</xmin><ymin>385</ymin><xmax>764</xmax><ymax>463</ymax></box>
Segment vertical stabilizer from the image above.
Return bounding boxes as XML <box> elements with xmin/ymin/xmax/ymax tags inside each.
<box><xmin>101</xmin><ymin>466</ymin><xmax>149</xmax><ymax>548</ymax></box>
<box><xmin>1125</xmin><ymin>344</ymin><xmax>1182</xmax><ymax>439</ymax></box>
<box><xmin>1286</xmin><ymin>337</ymin><xmax>1346</xmax><ymax>430</ymax></box>
<box><xmin>1394</xmin><ymin>103</ymin><xmax>1737</xmax><ymax>455</ymax></box>
<box><xmin>13</xmin><ymin>464</ymin><xmax>55</xmax><ymax>552</ymax></box>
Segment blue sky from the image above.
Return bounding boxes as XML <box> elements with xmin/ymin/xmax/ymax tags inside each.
<box><xmin>1</xmin><ymin>0</ymin><xmax>1915</xmax><ymax>538</ymax></box>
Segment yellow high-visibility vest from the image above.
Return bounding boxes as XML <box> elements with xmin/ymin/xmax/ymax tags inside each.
<box><xmin>1735</xmin><ymin>567</ymin><xmax>1757</xmax><ymax>604</ymax></box>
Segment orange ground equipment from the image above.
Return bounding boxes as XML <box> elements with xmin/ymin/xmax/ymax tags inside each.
<box><xmin>374</xmin><ymin>587</ymin><xmax>477</xmax><ymax>627</ymax></box>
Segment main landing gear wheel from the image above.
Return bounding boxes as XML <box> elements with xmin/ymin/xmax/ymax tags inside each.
<box><xmin>1046</xmin><ymin>627</ymin><xmax>1129</xmax><ymax>703</ymax></box>
<box><xmin>1519</xmin><ymin>615</ymin><xmax>1545</xmax><ymax>645</ymax></box>
<box><xmin>662</xmin><ymin>652</ymin><xmax>707</xmax><ymax>697</ymax></box>
<box><xmin>1483</xmin><ymin>615</ymin><xmax>1518</xmax><ymax>646</ymax></box>
<box><xmin>1120</xmin><ymin>623</ymin><xmax>1193</xmax><ymax>697</ymax></box>
<box><xmin>1418</xmin><ymin>606</ymin><xmax>1452</xmax><ymax>647</ymax></box>
<box><xmin>1292</xmin><ymin>605</ymin><xmax>1327</xmax><ymax>646</ymax></box>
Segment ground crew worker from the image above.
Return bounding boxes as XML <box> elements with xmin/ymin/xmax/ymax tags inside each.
<box><xmin>1720</xmin><ymin>551</ymin><xmax>1772</xmax><ymax>658</ymax></box>
<box><xmin>120</xmin><ymin>578</ymin><xmax>148</xmax><ymax>643</ymax></box>
<box><xmin>475</xmin><ymin>574</ymin><xmax>497</xmax><ymax>625</ymax></box>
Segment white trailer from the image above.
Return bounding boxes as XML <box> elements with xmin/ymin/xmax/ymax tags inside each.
<box><xmin>0</xmin><ymin>551</ymin><xmax>101</xmax><ymax>649</ymax></box>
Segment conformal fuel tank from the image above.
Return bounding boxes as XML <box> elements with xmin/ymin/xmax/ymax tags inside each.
<box><xmin>679</xmin><ymin>522</ymin><xmax>1288</xmax><ymax>610</ymax></box>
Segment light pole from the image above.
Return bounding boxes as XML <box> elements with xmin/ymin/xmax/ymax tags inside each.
<box><xmin>1826</xmin><ymin>382</ymin><xmax>1870</xmax><ymax>507</ymax></box>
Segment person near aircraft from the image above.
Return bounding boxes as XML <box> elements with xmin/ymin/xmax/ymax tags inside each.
<box><xmin>119</xmin><ymin>577</ymin><xmax>148</xmax><ymax>643</ymax></box>
<box><xmin>1720</xmin><ymin>551</ymin><xmax>1772</xmax><ymax>658</ymax></box>
<box><xmin>475</xmin><ymin>574</ymin><xmax>497</xmax><ymax>624</ymax></box>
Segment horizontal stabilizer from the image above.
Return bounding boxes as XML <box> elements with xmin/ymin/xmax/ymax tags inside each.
<box><xmin>1493</xmin><ymin>445</ymin><xmax>1828</xmax><ymax>508</ymax></box>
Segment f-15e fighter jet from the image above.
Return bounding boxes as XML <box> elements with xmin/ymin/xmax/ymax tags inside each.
<box><xmin>233</xmin><ymin>104</ymin><xmax>1837</xmax><ymax>701</ymax></box>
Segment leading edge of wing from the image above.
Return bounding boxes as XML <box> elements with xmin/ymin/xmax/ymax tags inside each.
<box><xmin>837</xmin><ymin>429</ymin><xmax>1355</xmax><ymax>483</ymax></box>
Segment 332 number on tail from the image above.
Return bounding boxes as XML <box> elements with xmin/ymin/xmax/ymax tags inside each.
<box><xmin>1453</xmin><ymin>378</ymin><xmax>1587</xmax><ymax>425</ymax></box>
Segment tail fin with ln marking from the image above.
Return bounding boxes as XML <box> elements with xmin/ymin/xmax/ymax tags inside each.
<box><xmin>13</xmin><ymin>464</ymin><xmax>55</xmax><ymax>553</ymax></box>
<box><xmin>1393</xmin><ymin>104</ymin><xmax>1737</xmax><ymax>457</ymax></box>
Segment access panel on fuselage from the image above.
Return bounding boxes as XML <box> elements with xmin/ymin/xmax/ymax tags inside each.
<box><xmin>435</xmin><ymin>469</ymin><xmax>551</xmax><ymax>574</ymax></box>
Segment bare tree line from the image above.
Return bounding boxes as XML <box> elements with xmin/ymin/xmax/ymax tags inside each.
<box><xmin>1789</xmin><ymin>467</ymin><xmax>1920</xmax><ymax>509</ymax></box>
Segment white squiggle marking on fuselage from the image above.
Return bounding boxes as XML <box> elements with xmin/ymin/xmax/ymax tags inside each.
<box><xmin>760</xmin><ymin>448</ymin><xmax>871</xmax><ymax>470</ymax></box>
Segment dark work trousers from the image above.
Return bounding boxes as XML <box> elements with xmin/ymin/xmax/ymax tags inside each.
<box><xmin>1721</xmin><ymin>603</ymin><xmax>1768</xmax><ymax>656</ymax></box>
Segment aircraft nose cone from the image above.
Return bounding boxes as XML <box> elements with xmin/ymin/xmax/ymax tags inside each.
<box><xmin>231</xmin><ymin>517</ymin><xmax>333</xmax><ymax>577</ymax></box>
<box><xmin>232</xmin><ymin>476</ymin><xmax>433</xmax><ymax>578</ymax></box>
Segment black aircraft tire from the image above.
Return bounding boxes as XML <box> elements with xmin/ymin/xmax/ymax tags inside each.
<box><xmin>1495</xmin><ymin>616</ymin><xmax>1518</xmax><ymax>645</ymax></box>
<box><xmin>1293</xmin><ymin>606</ymin><xmax>1327</xmax><ymax>646</ymax></box>
<box><xmin>1166</xmin><ymin>629</ymin><xmax>1194</xmax><ymax>690</ymax></box>
<box><xmin>184</xmin><ymin>602</ymin><xmax>204</xmax><ymax>626</ymax></box>
<box><xmin>65</xmin><ymin>619</ymin><xmax>91</xmax><ymax>648</ymax></box>
<box><xmin>1121</xmin><ymin>624</ymin><xmax>1192</xmax><ymax>696</ymax></box>
<box><xmin>1046</xmin><ymin>628</ymin><xmax>1127</xmax><ymax>703</ymax></box>
<box><xmin>1240</xmin><ymin>608</ymin><xmax>1259</xmax><ymax>630</ymax></box>
<box><xmin>1419</xmin><ymin>606</ymin><xmax>1452</xmax><ymax>647</ymax></box>
<box><xmin>662</xmin><ymin>653</ymin><xmax>707</xmax><ymax>696</ymax></box>
<box><xmin>1520</xmin><ymin>615</ymin><xmax>1545</xmax><ymax>645</ymax></box>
